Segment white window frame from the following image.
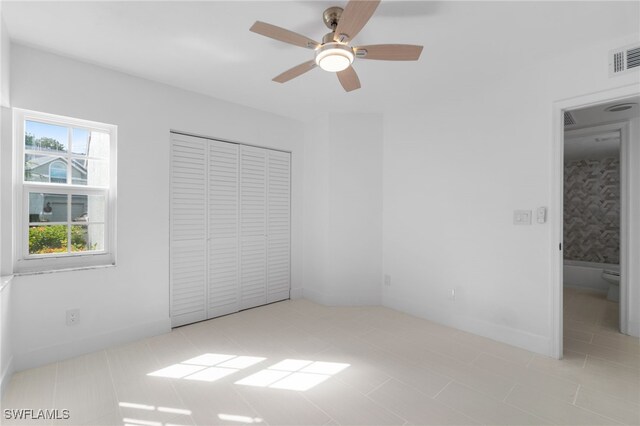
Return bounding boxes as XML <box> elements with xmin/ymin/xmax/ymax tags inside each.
<box><xmin>14</xmin><ymin>109</ymin><xmax>117</xmax><ymax>273</ymax></box>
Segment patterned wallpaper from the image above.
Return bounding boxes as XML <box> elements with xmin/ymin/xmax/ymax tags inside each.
<box><xmin>564</xmin><ymin>157</ymin><xmax>620</xmax><ymax>264</ymax></box>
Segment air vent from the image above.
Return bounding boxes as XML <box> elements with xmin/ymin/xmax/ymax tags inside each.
<box><xmin>627</xmin><ymin>47</ymin><xmax>640</xmax><ymax>69</ymax></box>
<box><xmin>564</xmin><ymin>111</ymin><xmax>576</xmax><ymax>127</ymax></box>
<box><xmin>610</xmin><ymin>44</ymin><xmax>640</xmax><ymax>76</ymax></box>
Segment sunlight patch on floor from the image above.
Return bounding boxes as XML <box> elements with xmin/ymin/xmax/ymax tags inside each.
<box><xmin>147</xmin><ymin>353</ymin><xmax>266</xmax><ymax>383</ymax></box>
<box><xmin>218</xmin><ymin>413</ymin><xmax>264</xmax><ymax>423</ymax></box>
<box><xmin>235</xmin><ymin>359</ymin><xmax>350</xmax><ymax>391</ymax></box>
<box><xmin>147</xmin><ymin>353</ymin><xmax>350</xmax><ymax>391</ymax></box>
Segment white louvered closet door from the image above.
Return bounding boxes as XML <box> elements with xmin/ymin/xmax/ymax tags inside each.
<box><xmin>239</xmin><ymin>146</ymin><xmax>268</xmax><ymax>310</ymax></box>
<box><xmin>267</xmin><ymin>150</ymin><xmax>291</xmax><ymax>303</ymax></box>
<box><xmin>207</xmin><ymin>141</ymin><xmax>240</xmax><ymax>318</ymax></box>
<box><xmin>170</xmin><ymin>134</ymin><xmax>207</xmax><ymax>327</ymax></box>
<box><xmin>170</xmin><ymin>134</ymin><xmax>291</xmax><ymax>327</ymax></box>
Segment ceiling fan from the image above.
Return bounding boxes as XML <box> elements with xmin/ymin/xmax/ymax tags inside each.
<box><xmin>249</xmin><ymin>0</ymin><xmax>423</xmax><ymax>92</ymax></box>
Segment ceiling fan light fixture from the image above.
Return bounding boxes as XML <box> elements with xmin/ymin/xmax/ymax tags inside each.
<box><xmin>315</xmin><ymin>43</ymin><xmax>354</xmax><ymax>72</ymax></box>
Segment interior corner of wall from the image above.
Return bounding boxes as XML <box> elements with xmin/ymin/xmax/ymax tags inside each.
<box><xmin>0</xmin><ymin>354</ymin><xmax>14</xmax><ymax>398</ymax></box>
<box><xmin>0</xmin><ymin>14</ymin><xmax>10</xmax><ymax>108</ymax></box>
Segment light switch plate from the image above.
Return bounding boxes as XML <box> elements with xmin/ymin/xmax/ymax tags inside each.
<box><xmin>513</xmin><ymin>210</ymin><xmax>532</xmax><ymax>225</ymax></box>
<box><xmin>537</xmin><ymin>206</ymin><xmax>547</xmax><ymax>224</ymax></box>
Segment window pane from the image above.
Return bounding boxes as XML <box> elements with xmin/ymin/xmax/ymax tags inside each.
<box><xmin>71</xmin><ymin>224</ymin><xmax>104</xmax><ymax>252</ymax></box>
<box><xmin>28</xmin><ymin>193</ymin><xmax>68</xmax><ymax>223</ymax></box>
<box><xmin>25</xmin><ymin>120</ymin><xmax>68</xmax><ymax>153</ymax></box>
<box><xmin>25</xmin><ymin>154</ymin><xmax>69</xmax><ymax>183</ymax></box>
<box><xmin>72</xmin><ymin>195</ymin><xmax>105</xmax><ymax>222</ymax></box>
<box><xmin>71</xmin><ymin>158</ymin><xmax>108</xmax><ymax>186</ymax></box>
<box><xmin>29</xmin><ymin>225</ymin><xmax>69</xmax><ymax>254</ymax></box>
<box><xmin>49</xmin><ymin>160</ymin><xmax>68</xmax><ymax>183</ymax></box>
<box><xmin>72</xmin><ymin>128</ymin><xmax>109</xmax><ymax>158</ymax></box>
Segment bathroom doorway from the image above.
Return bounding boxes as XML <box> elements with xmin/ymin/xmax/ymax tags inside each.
<box><xmin>552</xmin><ymin>90</ymin><xmax>639</xmax><ymax>359</ymax></box>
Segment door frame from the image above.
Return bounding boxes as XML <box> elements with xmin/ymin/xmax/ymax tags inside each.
<box><xmin>551</xmin><ymin>84</ymin><xmax>639</xmax><ymax>359</ymax></box>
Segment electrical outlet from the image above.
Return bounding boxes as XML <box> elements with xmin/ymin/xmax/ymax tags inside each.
<box><xmin>384</xmin><ymin>274</ymin><xmax>391</xmax><ymax>286</ymax></box>
<box><xmin>66</xmin><ymin>309</ymin><xmax>80</xmax><ymax>326</ymax></box>
<box><xmin>513</xmin><ymin>210</ymin><xmax>532</xmax><ymax>225</ymax></box>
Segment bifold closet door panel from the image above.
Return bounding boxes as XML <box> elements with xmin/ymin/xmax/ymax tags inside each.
<box><xmin>207</xmin><ymin>141</ymin><xmax>240</xmax><ymax>319</ymax></box>
<box><xmin>240</xmin><ymin>145</ymin><xmax>268</xmax><ymax>310</ymax></box>
<box><xmin>170</xmin><ymin>134</ymin><xmax>207</xmax><ymax>327</ymax></box>
<box><xmin>267</xmin><ymin>150</ymin><xmax>291</xmax><ymax>303</ymax></box>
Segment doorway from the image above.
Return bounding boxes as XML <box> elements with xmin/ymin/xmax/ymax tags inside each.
<box><xmin>551</xmin><ymin>86</ymin><xmax>640</xmax><ymax>359</ymax></box>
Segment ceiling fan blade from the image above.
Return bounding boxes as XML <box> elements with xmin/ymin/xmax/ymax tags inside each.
<box><xmin>250</xmin><ymin>21</ymin><xmax>319</xmax><ymax>49</ymax></box>
<box><xmin>337</xmin><ymin>66</ymin><xmax>361</xmax><ymax>92</ymax></box>
<box><xmin>273</xmin><ymin>60</ymin><xmax>317</xmax><ymax>83</ymax></box>
<box><xmin>333</xmin><ymin>0</ymin><xmax>381</xmax><ymax>42</ymax></box>
<box><xmin>356</xmin><ymin>44</ymin><xmax>423</xmax><ymax>60</ymax></box>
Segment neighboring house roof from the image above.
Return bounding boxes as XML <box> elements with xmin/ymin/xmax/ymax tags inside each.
<box><xmin>26</xmin><ymin>155</ymin><xmax>88</xmax><ymax>175</ymax></box>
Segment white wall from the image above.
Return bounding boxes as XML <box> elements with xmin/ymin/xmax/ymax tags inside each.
<box><xmin>382</xmin><ymin>35</ymin><xmax>640</xmax><ymax>356</ymax></box>
<box><xmin>3</xmin><ymin>44</ymin><xmax>304</xmax><ymax>371</ymax></box>
<box><xmin>0</xmin><ymin>4</ymin><xmax>13</xmax><ymax>395</ymax></box>
<box><xmin>303</xmin><ymin>113</ymin><xmax>383</xmax><ymax>306</ymax></box>
<box><xmin>0</xmin><ymin>9</ymin><xmax>8</xmax><ymax>108</ymax></box>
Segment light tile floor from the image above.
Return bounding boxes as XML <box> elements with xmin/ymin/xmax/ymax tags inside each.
<box><xmin>2</xmin><ymin>289</ymin><xmax>639</xmax><ymax>425</ymax></box>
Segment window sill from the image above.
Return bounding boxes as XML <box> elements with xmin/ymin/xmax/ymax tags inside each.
<box><xmin>13</xmin><ymin>263</ymin><xmax>116</xmax><ymax>277</ymax></box>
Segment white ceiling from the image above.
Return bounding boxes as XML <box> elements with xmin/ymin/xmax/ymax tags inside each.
<box><xmin>565</xmin><ymin>132</ymin><xmax>621</xmax><ymax>161</ymax></box>
<box><xmin>564</xmin><ymin>96</ymin><xmax>639</xmax><ymax>161</ymax></box>
<box><xmin>566</xmin><ymin>97</ymin><xmax>640</xmax><ymax>130</ymax></box>
<box><xmin>3</xmin><ymin>1</ymin><xmax>639</xmax><ymax>121</ymax></box>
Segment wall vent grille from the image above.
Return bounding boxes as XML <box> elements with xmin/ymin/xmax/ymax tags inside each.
<box><xmin>627</xmin><ymin>47</ymin><xmax>640</xmax><ymax>69</ymax></box>
<box><xmin>610</xmin><ymin>44</ymin><xmax>640</xmax><ymax>76</ymax></box>
<box><xmin>564</xmin><ymin>111</ymin><xmax>576</xmax><ymax>127</ymax></box>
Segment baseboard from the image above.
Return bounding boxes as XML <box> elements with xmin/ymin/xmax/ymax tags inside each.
<box><xmin>302</xmin><ymin>287</ymin><xmax>381</xmax><ymax>306</ymax></box>
<box><xmin>383</xmin><ymin>294</ymin><xmax>553</xmax><ymax>357</ymax></box>
<box><xmin>0</xmin><ymin>355</ymin><xmax>14</xmax><ymax>398</ymax></box>
<box><xmin>13</xmin><ymin>317</ymin><xmax>171</xmax><ymax>372</ymax></box>
<box><xmin>302</xmin><ymin>287</ymin><xmax>328</xmax><ymax>305</ymax></box>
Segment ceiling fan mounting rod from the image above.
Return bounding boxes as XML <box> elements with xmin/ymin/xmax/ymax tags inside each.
<box><xmin>323</xmin><ymin>6</ymin><xmax>343</xmax><ymax>30</ymax></box>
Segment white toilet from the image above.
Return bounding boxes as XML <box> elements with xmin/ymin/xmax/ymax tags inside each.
<box><xmin>602</xmin><ymin>270</ymin><xmax>620</xmax><ymax>302</ymax></box>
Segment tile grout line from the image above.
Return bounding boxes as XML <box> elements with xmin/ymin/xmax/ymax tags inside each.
<box><xmin>49</xmin><ymin>362</ymin><xmax>59</xmax><ymax>426</ymax></box>
<box><xmin>298</xmin><ymin>390</ymin><xmax>340</xmax><ymax>425</ymax></box>
<box><xmin>572</xmin><ymin>384</ymin><xmax>581</xmax><ymax>405</ymax></box>
<box><xmin>361</xmin><ymin>384</ymin><xmax>411</xmax><ymax>425</ymax></box>
<box><xmin>436</xmin><ymin>381</ymin><xmax>531</xmax><ymax>425</ymax></box>
<box><xmin>467</xmin><ymin>351</ymin><xmax>484</xmax><ymax>366</ymax></box>
<box><xmin>431</xmin><ymin>379</ymin><xmax>453</xmax><ymax>400</ymax></box>
<box><xmin>364</xmin><ymin>376</ymin><xmax>392</xmax><ymax>396</ymax></box>
<box><xmin>569</xmin><ymin>395</ymin><xmax>627</xmax><ymax>425</ymax></box>
<box><xmin>230</xmin><ymin>385</ymin><xmax>277</xmax><ymax>426</ymax></box>
<box><xmin>502</xmin><ymin>383</ymin><xmax>517</xmax><ymax>403</ymax></box>
<box><xmin>501</xmin><ymin>373</ymin><xmax>628</xmax><ymax>425</ymax></box>
<box><xmin>525</xmin><ymin>353</ymin><xmax>535</xmax><ymax>368</ymax></box>
<box><xmin>104</xmin><ymin>349</ymin><xmax>124</xmax><ymax>424</ymax></box>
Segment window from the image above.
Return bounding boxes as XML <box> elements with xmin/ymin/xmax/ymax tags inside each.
<box><xmin>15</xmin><ymin>109</ymin><xmax>117</xmax><ymax>272</ymax></box>
<box><xmin>49</xmin><ymin>160</ymin><xmax>67</xmax><ymax>183</ymax></box>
